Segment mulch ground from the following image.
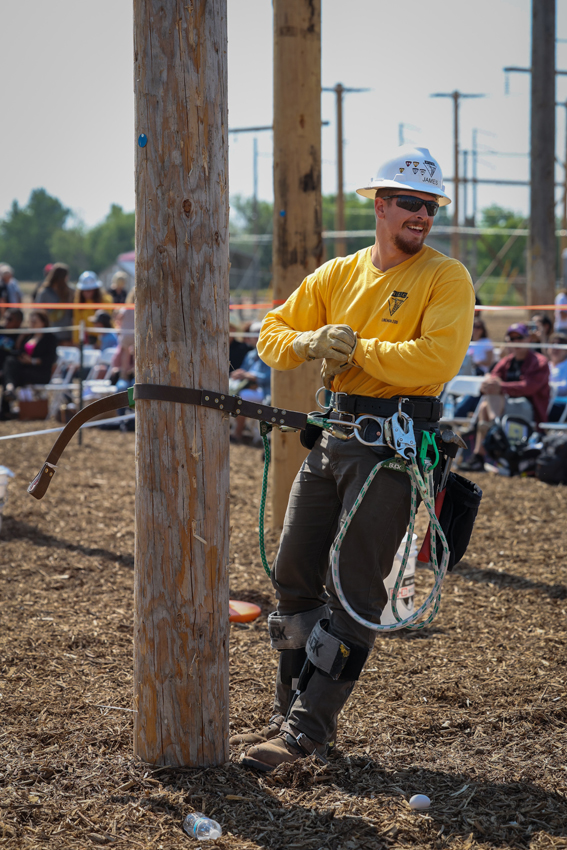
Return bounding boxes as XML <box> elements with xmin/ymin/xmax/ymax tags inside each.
<box><xmin>1</xmin><ymin>421</ymin><xmax>566</xmax><ymax>850</ymax></box>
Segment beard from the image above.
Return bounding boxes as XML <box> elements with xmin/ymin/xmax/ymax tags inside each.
<box><xmin>393</xmin><ymin>227</ymin><xmax>427</xmax><ymax>256</ymax></box>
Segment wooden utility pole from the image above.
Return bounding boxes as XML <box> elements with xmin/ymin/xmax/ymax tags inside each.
<box><xmin>323</xmin><ymin>83</ymin><xmax>369</xmax><ymax>258</ymax></box>
<box><xmin>272</xmin><ymin>0</ymin><xmax>322</xmax><ymax>528</ymax></box>
<box><xmin>431</xmin><ymin>90</ymin><xmax>484</xmax><ymax>261</ymax></box>
<box><xmin>529</xmin><ymin>0</ymin><xmax>556</xmax><ymax>305</ymax></box>
<box><xmin>133</xmin><ymin>0</ymin><xmax>229</xmax><ymax>767</ymax></box>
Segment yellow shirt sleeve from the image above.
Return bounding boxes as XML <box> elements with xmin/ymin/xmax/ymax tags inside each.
<box><xmin>353</xmin><ymin>268</ymin><xmax>474</xmax><ymax>387</ymax></box>
<box><xmin>257</xmin><ymin>267</ymin><xmax>329</xmax><ymax>369</ymax></box>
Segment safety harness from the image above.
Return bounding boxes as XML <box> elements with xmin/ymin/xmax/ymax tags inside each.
<box><xmin>28</xmin><ymin>383</ymin><xmax>480</xmax><ymax>632</ymax></box>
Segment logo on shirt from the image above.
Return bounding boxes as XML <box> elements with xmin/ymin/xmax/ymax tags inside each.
<box><xmin>388</xmin><ymin>290</ymin><xmax>408</xmax><ymax>316</ymax></box>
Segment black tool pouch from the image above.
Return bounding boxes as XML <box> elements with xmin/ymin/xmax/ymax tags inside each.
<box><xmin>435</xmin><ymin>472</ymin><xmax>483</xmax><ymax>571</ymax></box>
<box><xmin>300</xmin><ymin>409</ymin><xmax>331</xmax><ymax>450</ymax></box>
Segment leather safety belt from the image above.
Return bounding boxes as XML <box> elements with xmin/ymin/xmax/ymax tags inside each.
<box><xmin>28</xmin><ymin>383</ymin><xmax>308</xmax><ymax>500</ymax></box>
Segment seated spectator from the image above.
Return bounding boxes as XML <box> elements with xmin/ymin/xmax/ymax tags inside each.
<box><xmin>548</xmin><ymin>332</ymin><xmax>567</xmax><ymax>422</ymax></box>
<box><xmin>73</xmin><ymin>271</ymin><xmax>113</xmax><ymax>344</ymax></box>
<box><xmin>1</xmin><ymin>311</ymin><xmax>58</xmax><ymax>419</ymax></box>
<box><xmin>229</xmin><ymin>321</ymin><xmax>271</xmax><ymax>443</ymax></box>
<box><xmin>110</xmin><ymin>288</ymin><xmax>135</xmax><ymax>387</ymax></box>
<box><xmin>229</xmin><ymin>319</ymin><xmax>252</xmax><ymax>372</ymax></box>
<box><xmin>461</xmin><ymin>323</ymin><xmax>550</xmax><ymax>471</ymax></box>
<box><xmin>555</xmin><ymin>289</ymin><xmax>567</xmax><ymax>334</ymax></box>
<box><xmin>468</xmin><ymin>318</ymin><xmax>493</xmax><ymax>374</ymax></box>
<box><xmin>110</xmin><ymin>271</ymin><xmax>128</xmax><ymax>304</ymax></box>
<box><xmin>0</xmin><ymin>264</ymin><xmax>22</xmax><ymax>314</ymax></box>
<box><xmin>88</xmin><ymin>310</ymin><xmax>118</xmax><ymax>351</ymax></box>
<box><xmin>531</xmin><ymin>313</ymin><xmax>553</xmax><ymax>348</ymax></box>
<box><xmin>35</xmin><ymin>262</ymin><xmax>74</xmax><ymax>343</ymax></box>
<box><xmin>0</xmin><ymin>308</ymin><xmax>24</xmax><ymax>378</ymax></box>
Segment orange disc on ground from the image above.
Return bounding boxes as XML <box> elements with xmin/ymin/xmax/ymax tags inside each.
<box><xmin>229</xmin><ymin>599</ymin><xmax>262</xmax><ymax>623</ymax></box>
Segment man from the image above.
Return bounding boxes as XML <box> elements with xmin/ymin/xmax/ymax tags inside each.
<box><xmin>0</xmin><ymin>308</ymin><xmax>23</xmax><ymax>373</ymax></box>
<box><xmin>462</xmin><ymin>323</ymin><xmax>550</xmax><ymax>472</ymax></box>
<box><xmin>232</xmin><ymin>146</ymin><xmax>475</xmax><ymax>772</ymax></box>
<box><xmin>0</xmin><ymin>265</ymin><xmax>23</xmax><ymax>306</ymax></box>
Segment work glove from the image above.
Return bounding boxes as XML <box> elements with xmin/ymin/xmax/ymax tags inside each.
<box><xmin>292</xmin><ymin>324</ymin><xmax>356</xmax><ymax>362</ymax></box>
<box><xmin>321</xmin><ymin>354</ymin><xmax>357</xmax><ymax>390</ymax></box>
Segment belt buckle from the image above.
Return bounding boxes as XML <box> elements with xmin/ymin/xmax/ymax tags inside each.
<box><xmin>332</xmin><ymin>391</ymin><xmax>348</xmax><ymax>412</ymax></box>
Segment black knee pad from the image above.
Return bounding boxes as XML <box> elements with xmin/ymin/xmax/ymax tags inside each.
<box><xmin>306</xmin><ymin>618</ymin><xmax>369</xmax><ymax>681</ymax></box>
<box><xmin>279</xmin><ymin>648</ymin><xmax>307</xmax><ymax>688</ymax></box>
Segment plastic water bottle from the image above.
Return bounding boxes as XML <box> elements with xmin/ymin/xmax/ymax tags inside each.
<box><xmin>183</xmin><ymin>812</ymin><xmax>222</xmax><ymax>840</ymax></box>
<box><xmin>443</xmin><ymin>394</ymin><xmax>455</xmax><ymax>420</ymax></box>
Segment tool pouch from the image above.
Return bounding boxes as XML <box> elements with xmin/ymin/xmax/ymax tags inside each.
<box><xmin>300</xmin><ymin>409</ymin><xmax>331</xmax><ymax>450</ymax></box>
<box><xmin>431</xmin><ymin>472</ymin><xmax>483</xmax><ymax>571</ymax></box>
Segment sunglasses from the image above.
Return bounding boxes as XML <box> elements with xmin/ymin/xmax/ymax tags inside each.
<box><xmin>382</xmin><ymin>194</ymin><xmax>440</xmax><ymax>217</ymax></box>
<box><xmin>507</xmin><ymin>335</ymin><xmax>524</xmax><ymax>342</ymax></box>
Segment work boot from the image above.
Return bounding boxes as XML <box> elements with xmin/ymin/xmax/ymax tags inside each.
<box><xmin>242</xmin><ymin>722</ymin><xmax>326</xmax><ymax>772</ymax></box>
<box><xmin>229</xmin><ymin>714</ymin><xmax>284</xmax><ymax>746</ymax></box>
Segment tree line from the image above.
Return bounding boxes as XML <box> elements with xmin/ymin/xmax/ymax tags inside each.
<box><xmin>0</xmin><ymin>186</ymin><xmax>529</xmax><ymax>286</ymax></box>
<box><xmin>0</xmin><ymin>189</ymin><xmax>135</xmax><ymax>281</ymax></box>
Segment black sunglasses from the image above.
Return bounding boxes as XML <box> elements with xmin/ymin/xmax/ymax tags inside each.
<box><xmin>381</xmin><ymin>194</ymin><xmax>440</xmax><ymax>217</ymax></box>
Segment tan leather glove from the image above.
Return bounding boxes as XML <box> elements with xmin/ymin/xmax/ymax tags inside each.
<box><xmin>292</xmin><ymin>324</ymin><xmax>356</xmax><ymax>362</ymax></box>
<box><xmin>321</xmin><ymin>355</ymin><xmax>356</xmax><ymax>390</ymax></box>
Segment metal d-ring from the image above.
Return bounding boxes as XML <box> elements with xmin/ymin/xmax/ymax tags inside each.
<box><xmin>315</xmin><ymin>386</ymin><xmax>329</xmax><ymax>411</ymax></box>
<box><xmin>354</xmin><ymin>414</ymin><xmax>387</xmax><ymax>447</ymax></box>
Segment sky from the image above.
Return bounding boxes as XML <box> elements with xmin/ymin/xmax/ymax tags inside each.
<box><xmin>1</xmin><ymin>0</ymin><xmax>567</xmax><ymax>229</ymax></box>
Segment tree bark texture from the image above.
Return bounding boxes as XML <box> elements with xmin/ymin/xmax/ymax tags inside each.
<box><xmin>271</xmin><ymin>0</ymin><xmax>322</xmax><ymax>529</ymax></box>
<box><xmin>133</xmin><ymin>0</ymin><xmax>229</xmax><ymax>766</ymax></box>
<box><xmin>528</xmin><ymin>0</ymin><xmax>556</xmax><ymax>306</ymax></box>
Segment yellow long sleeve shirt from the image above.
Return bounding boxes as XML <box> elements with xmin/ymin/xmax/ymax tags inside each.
<box><xmin>258</xmin><ymin>245</ymin><xmax>475</xmax><ymax>399</ymax></box>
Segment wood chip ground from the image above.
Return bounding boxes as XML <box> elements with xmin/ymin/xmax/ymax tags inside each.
<box><xmin>0</xmin><ymin>423</ymin><xmax>566</xmax><ymax>849</ymax></box>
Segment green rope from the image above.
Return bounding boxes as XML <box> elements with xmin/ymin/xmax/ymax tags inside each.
<box><xmin>258</xmin><ymin>424</ymin><xmax>272</xmax><ymax>577</ymax></box>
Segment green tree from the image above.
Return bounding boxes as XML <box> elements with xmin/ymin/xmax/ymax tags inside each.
<box><xmin>49</xmin><ymin>222</ymin><xmax>89</xmax><ymax>280</ymax></box>
<box><xmin>84</xmin><ymin>204</ymin><xmax>135</xmax><ymax>273</ymax></box>
<box><xmin>0</xmin><ymin>188</ymin><xmax>70</xmax><ymax>280</ymax></box>
<box><xmin>229</xmin><ymin>195</ymin><xmax>274</xmax><ymax>293</ymax></box>
<box><xmin>476</xmin><ymin>204</ymin><xmax>527</xmax><ymax>279</ymax></box>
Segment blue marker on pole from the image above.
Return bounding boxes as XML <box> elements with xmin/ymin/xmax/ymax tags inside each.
<box><xmin>138</xmin><ymin>134</ymin><xmax>148</xmax><ymax>148</ymax></box>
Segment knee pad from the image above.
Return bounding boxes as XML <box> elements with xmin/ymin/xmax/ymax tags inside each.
<box><xmin>268</xmin><ymin>606</ymin><xmax>330</xmax><ymax>650</ymax></box>
<box><xmin>279</xmin><ymin>648</ymin><xmax>307</xmax><ymax>690</ymax></box>
<box><xmin>306</xmin><ymin>619</ymin><xmax>369</xmax><ymax>681</ymax></box>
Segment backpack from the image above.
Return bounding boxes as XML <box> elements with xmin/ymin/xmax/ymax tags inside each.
<box><xmin>483</xmin><ymin>415</ymin><xmax>540</xmax><ymax>477</ymax></box>
<box><xmin>535</xmin><ymin>432</ymin><xmax>567</xmax><ymax>485</ymax></box>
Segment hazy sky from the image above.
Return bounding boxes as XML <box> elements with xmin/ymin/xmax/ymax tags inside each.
<box><xmin>2</xmin><ymin>1</ymin><xmax>567</xmax><ymax>228</ymax></box>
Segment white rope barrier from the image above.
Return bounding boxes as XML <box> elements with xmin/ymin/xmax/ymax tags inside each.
<box><xmin>0</xmin><ymin>413</ymin><xmax>135</xmax><ymax>442</ymax></box>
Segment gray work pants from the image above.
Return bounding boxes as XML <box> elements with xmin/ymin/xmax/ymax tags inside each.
<box><xmin>271</xmin><ymin>431</ymin><xmax>413</xmax><ymax>651</ymax></box>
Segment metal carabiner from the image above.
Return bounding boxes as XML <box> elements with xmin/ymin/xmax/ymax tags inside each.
<box><xmin>389</xmin><ymin>410</ymin><xmax>417</xmax><ymax>460</ymax></box>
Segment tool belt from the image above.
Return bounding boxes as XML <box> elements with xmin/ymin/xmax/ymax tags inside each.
<box><xmin>332</xmin><ymin>392</ymin><xmax>442</xmax><ymax>423</ymax></box>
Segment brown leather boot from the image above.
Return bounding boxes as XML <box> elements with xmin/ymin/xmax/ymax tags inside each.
<box><xmin>242</xmin><ymin>722</ymin><xmax>325</xmax><ymax>772</ymax></box>
<box><xmin>229</xmin><ymin>714</ymin><xmax>285</xmax><ymax>746</ymax></box>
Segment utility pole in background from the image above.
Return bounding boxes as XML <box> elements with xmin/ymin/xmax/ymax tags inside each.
<box><xmin>323</xmin><ymin>83</ymin><xmax>369</xmax><ymax>258</ymax></box>
<box><xmin>133</xmin><ymin>0</ymin><xmax>229</xmax><ymax>766</ymax></box>
<box><xmin>556</xmin><ymin>99</ymin><xmax>567</xmax><ymax>257</ymax></box>
<box><xmin>272</xmin><ymin>0</ymin><xmax>322</xmax><ymax>528</ymax></box>
<box><xmin>430</xmin><ymin>90</ymin><xmax>485</xmax><ymax>261</ymax></box>
<box><xmin>529</xmin><ymin>0</ymin><xmax>556</xmax><ymax>305</ymax></box>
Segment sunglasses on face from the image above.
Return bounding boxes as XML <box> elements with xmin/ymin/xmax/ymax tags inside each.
<box><xmin>381</xmin><ymin>194</ymin><xmax>440</xmax><ymax>217</ymax></box>
<box><xmin>507</xmin><ymin>335</ymin><xmax>523</xmax><ymax>342</ymax></box>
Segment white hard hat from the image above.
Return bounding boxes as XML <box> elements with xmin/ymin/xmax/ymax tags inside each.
<box><xmin>77</xmin><ymin>270</ymin><xmax>101</xmax><ymax>291</ymax></box>
<box><xmin>356</xmin><ymin>146</ymin><xmax>451</xmax><ymax>206</ymax></box>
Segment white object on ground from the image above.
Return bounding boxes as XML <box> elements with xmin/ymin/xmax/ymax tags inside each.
<box><xmin>409</xmin><ymin>794</ymin><xmax>431</xmax><ymax>810</ymax></box>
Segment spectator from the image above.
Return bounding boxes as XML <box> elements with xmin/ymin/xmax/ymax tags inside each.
<box><xmin>548</xmin><ymin>332</ymin><xmax>567</xmax><ymax>422</ymax></box>
<box><xmin>88</xmin><ymin>310</ymin><xmax>118</xmax><ymax>351</ymax></box>
<box><xmin>461</xmin><ymin>323</ymin><xmax>550</xmax><ymax>471</ymax></box>
<box><xmin>532</xmin><ymin>314</ymin><xmax>553</xmax><ymax>347</ymax></box>
<box><xmin>111</xmin><ymin>287</ymin><xmax>135</xmax><ymax>386</ymax></box>
<box><xmin>229</xmin><ymin>319</ymin><xmax>252</xmax><ymax>372</ymax></box>
<box><xmin>0</xmin><ymin>264</ymin><xmax>22</xmax><ymax>307</ymax></box>
<box><xmin>35</xmin><ymin>263</ymin><xmax>74</xmax><ymax>343</ymax></box>
<box><xmin>555</xmin><ymin>288</ymin><xmax>567</xmax><ymax>333</ymax></box>
<box><xmin>110</xmin><ymin>270</ymin><xmax>128</xmax><ymax>304</ymax></box>
<box><xmin>0</xmin><ymin>311</ymin><xmax>58</xmax><ymax>419</ymax></box>
<box><xmin>73</xmin><ymin>271</ymin><xmax>113</xmax><ymax>344</ymax></box>
<box><xmin>229</xmin><ymin>320</ymin><xmax>271</xmax><ymax>443</ymax></box>
<box><xmin>468</xmin><ymin>318</ymin><xmax>493</xmax><ymax>374</ymax></box>
<box><xmin>0</xmin><ymin>308</ymin><xmax>23</xmax><ymax>372</ymax></box>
